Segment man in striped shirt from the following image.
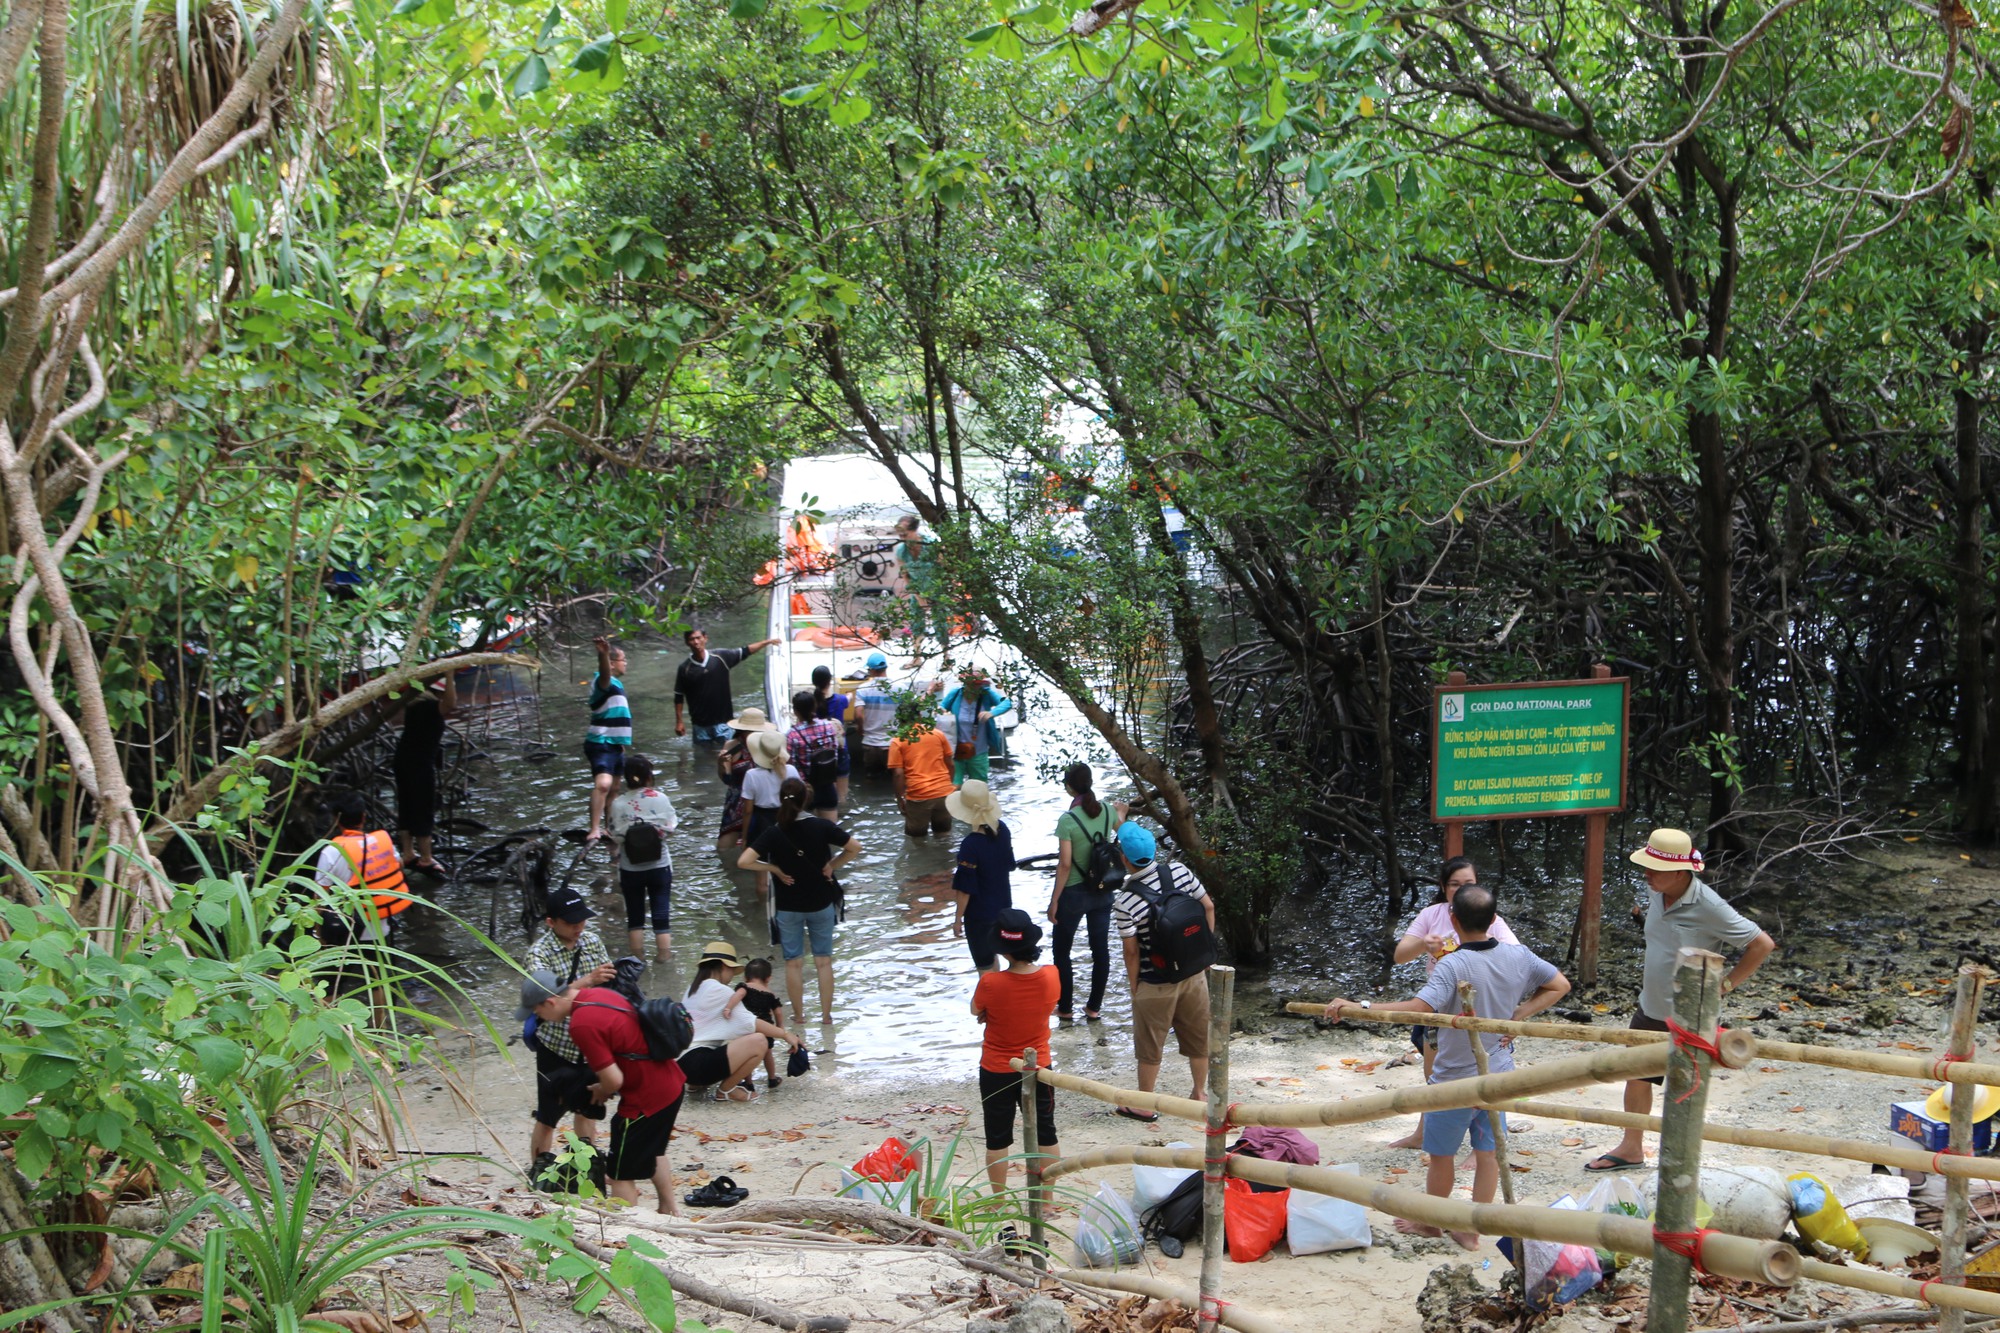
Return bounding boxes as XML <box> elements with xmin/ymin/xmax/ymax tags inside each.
<box><xmin>586</xmin><ymin>635</ymin><xmax>631</xmax><ymax>841</ymax></box>
<box><xmin>524</xmin><ymin>886</ymin><xmax>616</xmax><ymax>1177</ymax></box>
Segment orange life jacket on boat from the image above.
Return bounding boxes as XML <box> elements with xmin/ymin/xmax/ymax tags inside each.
<box><xmin>331</xmin><ymin>829</ymin><xmax>410</xmax><ymax>921</ymax></box>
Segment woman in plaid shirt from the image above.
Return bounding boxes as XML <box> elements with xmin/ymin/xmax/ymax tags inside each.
<box><xmin>786</xmin><ymin>689</ymin><xmax>848</xmax><ymax>817</ymax></box>
<box><xmin>525</xmin><ymin>886</ymin><xmax>616</xmax><ymax>1173</ymax></box>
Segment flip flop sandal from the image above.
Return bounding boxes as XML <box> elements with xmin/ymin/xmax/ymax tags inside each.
<box><xmin>1584</xmin><ymin>1153</ymin><xmax>1645</xmax><ymax>1172</ymax></box>
<box><xmin>683</xmin><ymin>1176</ymin><xmax>750</xmax><ymax>1208</ymax></box>
<box><xmin>1114</xmin><ymin>1107</ymin><xmax>1160</xmax><ymax>1123</ymax></box>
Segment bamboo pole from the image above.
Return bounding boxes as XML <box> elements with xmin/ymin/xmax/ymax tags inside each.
<box><xmin>1055</xmin><ymin>1269</ymin><xmax>1293</xmax><ymax>1333</ymax></box>
<box><xmin>1799</xmin><ymin>1258</ymin><xmax>2000</xmax><ymax>1320</ymax></box>
<box><xmin>1486</xmin><ymin>1098</ymin><xmax>2000</xmax><ymax>1182</ymax></box>
<box><xmin>1226</xmin><ymin>1040</ymin><xmax>1671</xmax><ymax>1128</ymax></box>
<box><xmin>1647</xmin><ymin>947</ymin><xmax>1725</xmax><ymax>1333</ymax></box>
<box><xmin>1942</xmin><ymin>964</ymin><xmax>1990</xmax><ymax>1333</ymax></box>
<box><xmin>1459</xmin><ymin>981</ymin><xmax>1522</xmax><ymax>1289</ymax></box>
<box><xmin>1199</xmin><ymin>966</ymin><xmax>1235</xmax><ymax>1333</ymax></box>
<box><xmin>1038</xmin><ymin>1146</ymin><xmax>1799</xmax><ymax>1286</ymax></box>
<box><xmin>1289</xmin><ymin>1001</ymin><xmax>2000</xmax><ymax>1090</ymax></box>
<box><xmin>1020</xmin><ymin>1045</ymin><xmax>1046</xmax><ymax>1270</ymax></box>
<box><xmin>1009</xmin><ymin>1063</ymin><xmax>1207</xmax><ymax>1124</ymax></box>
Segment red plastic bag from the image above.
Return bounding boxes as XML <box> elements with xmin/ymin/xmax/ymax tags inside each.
<box><xmin>1224</xmin><ymin>1177</ymin><xmax>1289</xmax><ymax>1262</ymax></box>
<box><xmin>851</xmin><ymin>1135</ymin><xmax>919</xmax><ymax>1183</ymax></box>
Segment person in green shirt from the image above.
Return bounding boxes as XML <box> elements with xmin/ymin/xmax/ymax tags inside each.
<box><xmin>1045</xmin><ymin>763</ymin><xmax>1125</xmax><ymax>1021</ymax></box>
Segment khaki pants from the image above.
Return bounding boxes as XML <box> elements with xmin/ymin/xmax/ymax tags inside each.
<box><xmin>1132</xmin><ymin>974</ymin><xmax>1210</xmax><ymax>1066</ymax></box>
<box><xmin>902</xmin><ymin>795</ymin><xmax>951</xmax><ymax>836</ymax></box>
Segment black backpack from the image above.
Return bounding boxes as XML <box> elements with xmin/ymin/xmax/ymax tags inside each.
<box><xmin>798</xmin><ymin>725</ymin><xmax>841</xmax><ymax>787</ymax></box>
<box><xmin>623</xmin><ymin>819</ymin><xmax>663</xmax><ymax>865</ymax></box>
<box><xmin>1130</xmin><ymin>862</ymin><xmax>1217</xmax><ymax>984</ymax></box>
<box><xmin>580</xmin><ymin>965</ymin><xmax>694</xmax><ymax>1063</ymax></box>
<box><xmin>1070</xmin><ymin>810</ymin><xmax>1126</xmax><ymax>895</ymax></box>
<box><xmin>1144</xmin><ymin>1173</ymin><xmax>1204</xmax><ymax>1243</ymax></box>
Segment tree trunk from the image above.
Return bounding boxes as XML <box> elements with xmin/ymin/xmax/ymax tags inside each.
<box><xmin>1955</xmin><ymin>330</ymin><xmax>1992</xmax><ymax>838</ymax></box>
<box><xmin>1691</xmin><ymin>406</ymin><xmax>1740</xmax><ymax>850</ymax></box>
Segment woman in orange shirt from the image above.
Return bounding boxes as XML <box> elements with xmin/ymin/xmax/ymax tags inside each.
<box><xmin>971</xmin><ymin>908</ymin><xmax>1062</xmax><ymax>1195</ymax></box>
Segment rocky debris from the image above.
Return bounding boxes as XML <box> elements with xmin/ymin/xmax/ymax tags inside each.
<box><xmin>969</xmin><ymin>1295</ymin><xmax>1073</xmax><ymax>1333</ymax></box>
<box><xmin>1416</xmin><ymin>1263</ymin><xmax>1513</xmax><ymax>1333</ymax></box>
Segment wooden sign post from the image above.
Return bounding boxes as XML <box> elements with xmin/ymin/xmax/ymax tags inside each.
<box><xmin>1433</xmin><ymin>663</ymin><xmax>1629</xmax><ymax>984</ymax></box>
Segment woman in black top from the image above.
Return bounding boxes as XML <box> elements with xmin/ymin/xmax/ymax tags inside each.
<box><xmin>394</xmin><ymin>673</ymin><xmax>456</xmax><ymax>873</ymax></box>
<box><xmin>738</xmin><ymin>778</ymin><xmax>862</xmax><ymax>1028</ymax></box>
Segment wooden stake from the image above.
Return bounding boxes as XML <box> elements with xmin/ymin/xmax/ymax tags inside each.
<box><xmin>1459</xmin><ymin>981</ymin><xmax>1521</xmax><ymax>1287</ymax></box>
<box><xmin>1038</xmin><ymin>1145</ymin><xmax>1800</xmax><ymax>1286</ymax></box>
<box><xmin>1020</xmin><ymin>1045</ymin><xmax>1046</xmax><ymax>1270</ymax></box>
<box><xmin>1488</xmin><ymin>1097</ymin><xmax>2000</xmax><ymax>1183</ymax></box>
<box><xmin>1647</xmin><ymin>947</ymin><xmax>1726</xmax><ymax>1333</ymax></box>
<box><xmin>1942</xmin><ymin>963</ymin><xmax>1990</xmax><ymax>1333</ymax></box>
<box><xmin>1579</xmin><ymin>662</ymin><xmax>1611</xmax><ymax>985</ymax></box>
<box><xmin>1199</xmin><ymin>966</ymin><xmax>1235</xmax><ymax>1333</ymax></box>
<box><xmin>1799</xmin><ymin>1257</ymin><xmax>2000</xmax><ymax>1320</ymax></box>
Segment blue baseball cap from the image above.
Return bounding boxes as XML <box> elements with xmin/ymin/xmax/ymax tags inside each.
<box><xmin>866</xmin><ymin>651</ymin><xmax>889</xmax><ymax>670</ymax></box>
<box><xmin>1117</xmin><ymin>823</ymin><xmax>1156</xmax><ymax>865</ymax></box>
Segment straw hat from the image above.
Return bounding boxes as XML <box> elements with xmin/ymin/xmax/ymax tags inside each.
<box><xmin>747</xmin><ymin>729</ymin><xmax>788</xmax><ymax>771</ymax></box>
<box><xmin>725</xmin><ymin>706</ymin><xmax>778</xmax><ymax>733</ymax></box>
<box><xmin>1924</xmin><ymin>1082</ymin><xmax>2000</xmax><ymax>1123</ymax></box>
<box><xmin>1629</xmin><ymin>828</ymin><xmax>1705</xmax><ymax>874</ymax></box>
<box><xmin>945</xmin><ymin>779</ymin><xmax>1002</xmax><ymax>830</ymax></box>
<box><xmin>697</xmin><ymin>941</ymin><xmax>746</xmax><ymax>968</ymax></box>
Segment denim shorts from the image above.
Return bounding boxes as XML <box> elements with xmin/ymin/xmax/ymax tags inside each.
<box><xmin>691</xmin><ymin>722</ymin><xmax>734</xmax><ymax>743</ymax></box>
<box><xmin>776</xmin><ymin>905</ymin><xmax>837</xmax><ymax>960</ymax></box>
<box><xmin>583</xmin><ymin>742</ymin><xmax>627</xmax><ymax>776</ymax></box>
<box><xmin>1422</xmin><ymin>1103</ymin><xmax>1496</xmax><ymax>1157</ymax></box>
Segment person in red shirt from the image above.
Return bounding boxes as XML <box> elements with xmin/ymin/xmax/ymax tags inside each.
<box><xmin>970</xmin><ymin>908</ymin><xmax>1062</xmax><ymax>1195</ymax></box>
<box><xmin>520</xmin><ymin>971</ymin><xmax>686</xmax><ymax>1214</ymax></box>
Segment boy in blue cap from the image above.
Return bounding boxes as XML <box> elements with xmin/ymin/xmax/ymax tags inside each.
<box><xmin>1110</xmin><ymin>823</ymin><xmax>1217</xmax><ymax>1122</ymax></box>
<box><xmin>854</xmin><ymin>650</ymin><xmax>901</xmax><ymax>775</ymax></box>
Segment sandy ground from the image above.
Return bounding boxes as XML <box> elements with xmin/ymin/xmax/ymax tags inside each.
<box><xmin>377</xmin><ymin>976</ymin><xmax>1986</xmax><ymax>1328</ymax></box>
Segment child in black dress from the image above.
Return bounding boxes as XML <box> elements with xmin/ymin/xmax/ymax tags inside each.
<box><xmin>724</xmin><ymin>957</ymin><xmax>788</xmax><ymax>1090</ymax></box>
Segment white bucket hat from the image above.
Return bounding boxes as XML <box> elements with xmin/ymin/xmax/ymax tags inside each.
<box><xmin>725</xmin><ymin>706</ymin><xmax>778</xmax><ymax>733</ymax></box>
<box><xmin>945</xmin><ymin>779</ymin><xmax>1002</xmax><ymax>831</ymax></box>
<box><xmin>747</xmin><ymin>730</ymin><xmax>788</xmax><ymax>771</ymax></box>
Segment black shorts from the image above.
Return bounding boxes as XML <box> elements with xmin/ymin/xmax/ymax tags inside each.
<box><xmin>533</xmin><ymin>1047</ymin><xmax>606</xmax><ymax>1128</ymax></box>
<box><xmin>584</xmin><ymin>743</ymin><xmax>627</xmax><ymax>778</ymax></box>
<box><xmin>979</xmin><ymin>1066</ymin><xmax>1058</xmax><ymax>1153</ymax></box>
<box><xmin>966</xmin><ymin>919</ymin><xmax>998</xmax><ymax>971</ymax></box>
<box><xmin>1632</xmin><ymin>1010</ymin><xmax>1669</xmax><ymax>1086</ymax></box>
<box><xmin>678</xmin><ymin>1044</ymin><xmax>733</xmax><ymax>1088</ymax></box>
<box><xmin>606</xmin><ymin>1093</ymin><xmax>683</xmax><ymax>1181</ymax></box>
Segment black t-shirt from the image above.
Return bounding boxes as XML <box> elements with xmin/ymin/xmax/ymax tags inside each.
<box><xmin>737</xmin><ymin>986</ymin><xmax>782</xmax><ymax>1023</ymax></box>
<box><xmin>674</xmin><ymin>648</ymin><xmax>749</xmax><ymax>726</ymax></box>
<box><xmin>396</xmin><ymin>696</ymin><xmax>446</xmax><ymax>762</ymax></box>
<box><xmin>752</xmin><ymin>816</ymin><xmax>852</xmax><ymax>914</ymax></box>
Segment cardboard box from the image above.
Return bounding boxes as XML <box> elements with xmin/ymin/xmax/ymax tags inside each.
<box><xmin>1891</xmin><ymin>1100</ymin><xmax>1995</xmax><ymax>1154</ymax></box>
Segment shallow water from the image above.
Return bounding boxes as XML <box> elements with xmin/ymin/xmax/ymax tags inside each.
<box><xmin>400</xmin><ymin>599</ymin><xmax>1690</xmax><ymax>1087</ymax></box>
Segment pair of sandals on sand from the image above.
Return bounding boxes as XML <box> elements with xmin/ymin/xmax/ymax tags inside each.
<box><xmin>683</xmin><ymin>1175</ymin><xmax>748</xmax><ymax>1208</ymax></box>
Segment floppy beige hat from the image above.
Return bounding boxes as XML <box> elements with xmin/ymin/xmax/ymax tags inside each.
<box><xmin>725</xmin><ymin>706</ymin><xmax>779</xmax><ymax>733</ymax></box>
<box><xmin>1630</xmin><ymin>828</ymin><xmax>1705</xmax><ymax>873</ymax></box>
<box><xmin>747</xmin><ymin>729</ymin><xmax>788</xmax><ymax>771</ymax></box>
<box><xmin>945</xmin><ymin>779</ymin><xmax>1002</xmax><ymax>830</ymax></box>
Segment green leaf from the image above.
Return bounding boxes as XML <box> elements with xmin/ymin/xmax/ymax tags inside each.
<box><xmin>13</xmin><ymin>1124</ymin><xmax>51</xmax><ymax>1180</ymax></box>
<box><xmin>606</xmin><ymin>0</ymin><xmax>629</xmax><ymax>26</ymax></box>
<box><xmin>573</xmin><ymin>36</ymin><xmax>613</xmax><ymax>72</ymax></box>
<box><xmin>828</xmin><ymin>95</ymin><xmax>873</xmax><ymax>126</ymax></box>
<box><xmin>511</xmin><ymin>55</ymin><xmax>551</xmax><ymax>98</ymax></box>
<box><xmin>189</xmin><ymin>1036</ymin><xmax>244</xmax><ymax>1084</ymax></box>
<box><xmin>779</xmin><ymin>82</ymin><xmax>823</xmax><ymax>106</ymax></box>
<box><xmin>728</xmin><ymin>0</ymin><xmax>767</xmax><ymax>15</ymax></box>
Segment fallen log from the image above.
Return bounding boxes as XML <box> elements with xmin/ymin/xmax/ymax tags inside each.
<box><xmin>1054</xmin><ymin>1269</ymin><xmax>1294</xmax><ymax>1333</ymax></box>
<box><xmin>569</xmin><ymin>1234</ymin><xmax>849</xmax><ymax>1332</ymax></box>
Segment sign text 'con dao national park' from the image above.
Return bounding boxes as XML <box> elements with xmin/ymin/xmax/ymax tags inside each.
<box><xmin>1431</xmin><ymin>677</ymin><xmax>1630</xmax><ymax>821</ymax></box>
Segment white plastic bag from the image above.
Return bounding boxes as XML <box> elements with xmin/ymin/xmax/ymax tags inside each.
<box><xmin>1132</xmin><ymin>1143</ymin><xmax>1197</xmax><ymax>1214</ymax></box>
<box><xmin>836</xmin><ymin>1170</ymin><xmax>915</xmax><ymax>1216</ymax></box>
<box><xmin>1074</xmin><ymin>1184</ymin><xmax>1145</xmax><ymax>1268</ymax></box>
<box><xmin>1286</xmin><ymin>1165</ymin><xmax>1371</xmax><ymax>1254</ymax></box>
<box><xmin>1498</xmin><ymin>1194</ymin><xmax>1604</xmax><ymax>1309</ymax></box>
<box><xmin>1579</xmin><ymin>1175</ymin><xmax>1646</xmax><ymax>1268</ymax></box>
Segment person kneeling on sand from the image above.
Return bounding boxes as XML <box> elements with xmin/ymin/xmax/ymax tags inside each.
<box><xmin>1325</xmin><ymin>885</ymin><xmax>1569</xmax><ymax>1251</ymax></box>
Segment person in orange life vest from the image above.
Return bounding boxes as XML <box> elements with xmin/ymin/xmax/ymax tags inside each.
<box><xmin>315</xmin><ymin>790</ymin><xmax>410</xmax><ymax>1027</ymax></box>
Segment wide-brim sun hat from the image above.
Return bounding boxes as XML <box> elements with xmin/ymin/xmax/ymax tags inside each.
<box><xmin>1630</xmin><ymin>828</ymin><xmax>1704</xmax><ymax>874</ymax></box>
<box><xmin>945</xmin><ymin>779</ymin><xmax>1002</xmax><ymax>830</ymax></box>
<box><xmin>1924</xmin><ymin>1082</ymin><xmax>2000</xmax><ymax>1123</ymax></box>
<box><xmin>747</xmin><ymin>729</ymin><xmax>788</xmax><ymax>770</ymax></box>
<box><xmin>698</xmin><ymin>941</ymin><xmax>746</xmax><ymax>968</ymax></box>
<box><xmin>725</xmin><ymin>706</ymin><xmax>779</xmax><ymax>733</ymax></box>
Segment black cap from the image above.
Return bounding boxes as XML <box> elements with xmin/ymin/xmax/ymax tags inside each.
<box><xmin>544</xmin><ymin>885</ymin><xmax>594</xmax><ymax>924</ymax></box>
<box><xmin>992</xmin><ymin>907</ymin><xmax>1042</xmax><ymax>948</ymax></box>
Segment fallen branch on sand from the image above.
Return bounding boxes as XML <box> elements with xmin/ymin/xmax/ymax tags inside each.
<box><xmin>569</xmin><ymin>1234</ymin><xmax>850</xmax><ymax>1332</ymax></box>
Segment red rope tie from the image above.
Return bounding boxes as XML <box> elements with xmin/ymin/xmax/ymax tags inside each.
<box><xmin>1933</xmin><ymin>1148</ymin><xmax>1969</xmax><ymax>1175</ymax></box>
<box><xmin>1652</xmin><ymin>1226</ymin><xmax>1718</xmax><ymax>1275</ymax></box>
<box><xmin>1662</xmin><ymin>1018</ymin><xmax>1727</xmax><ymax>1103</ymax></box>
<box><xmin>1920</xmin><ymin>1278</ymin><xmax>1960</xmax><ymax>1306</ymax></box>
<box><xmin>1219</xmin><ymin>1102</ymin><xmax>1244</xmax><ymax>1134</ymax></box>
<box><xmin>1934</xmin><ymin>1052</ymin><xmax>1968</xmax><ymax>1082</ymax></box>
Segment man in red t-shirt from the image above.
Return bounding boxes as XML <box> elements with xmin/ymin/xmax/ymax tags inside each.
<box><xmin>521</xmin><ymin>973</ymin><xmax>686</xmax><ymax>1213</ymax></box>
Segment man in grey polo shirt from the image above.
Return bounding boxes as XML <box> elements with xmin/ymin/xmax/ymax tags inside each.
<box><xmin>1584</xmin><ymin>827</ymin><xmax>1774</xmax><ymax>1172</ymax></box>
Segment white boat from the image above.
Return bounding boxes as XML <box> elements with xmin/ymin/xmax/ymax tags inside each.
<box><xmin>762</xmin><ymin>455</ymin><xmax>1020</xmax><ymax>744</ymax></box>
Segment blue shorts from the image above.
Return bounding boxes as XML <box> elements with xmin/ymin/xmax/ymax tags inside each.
<box><xmin>776</xmin><ymin>905</ymin><xmax>837</xmax><ymax>960</ymax></box>
<box><xmin>691</xmin><ymin>722</ymin><xmax>734</xmax><ymax>743</ymax></box>
<box><xmin>1422</xmin><ymin>1103</ymin><xmax>1496</xmax><ymax>1158</ymax></box>
<box><xmin>584</xmin><ymin>742</ymin><xmax>627</xmax><ymax>777</ymax></box>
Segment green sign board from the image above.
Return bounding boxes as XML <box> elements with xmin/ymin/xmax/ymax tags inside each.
<box><xmin>1431</xmin><ymin>678</ymin><xmax>1629</xmax><ymax>821</ymax></box>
